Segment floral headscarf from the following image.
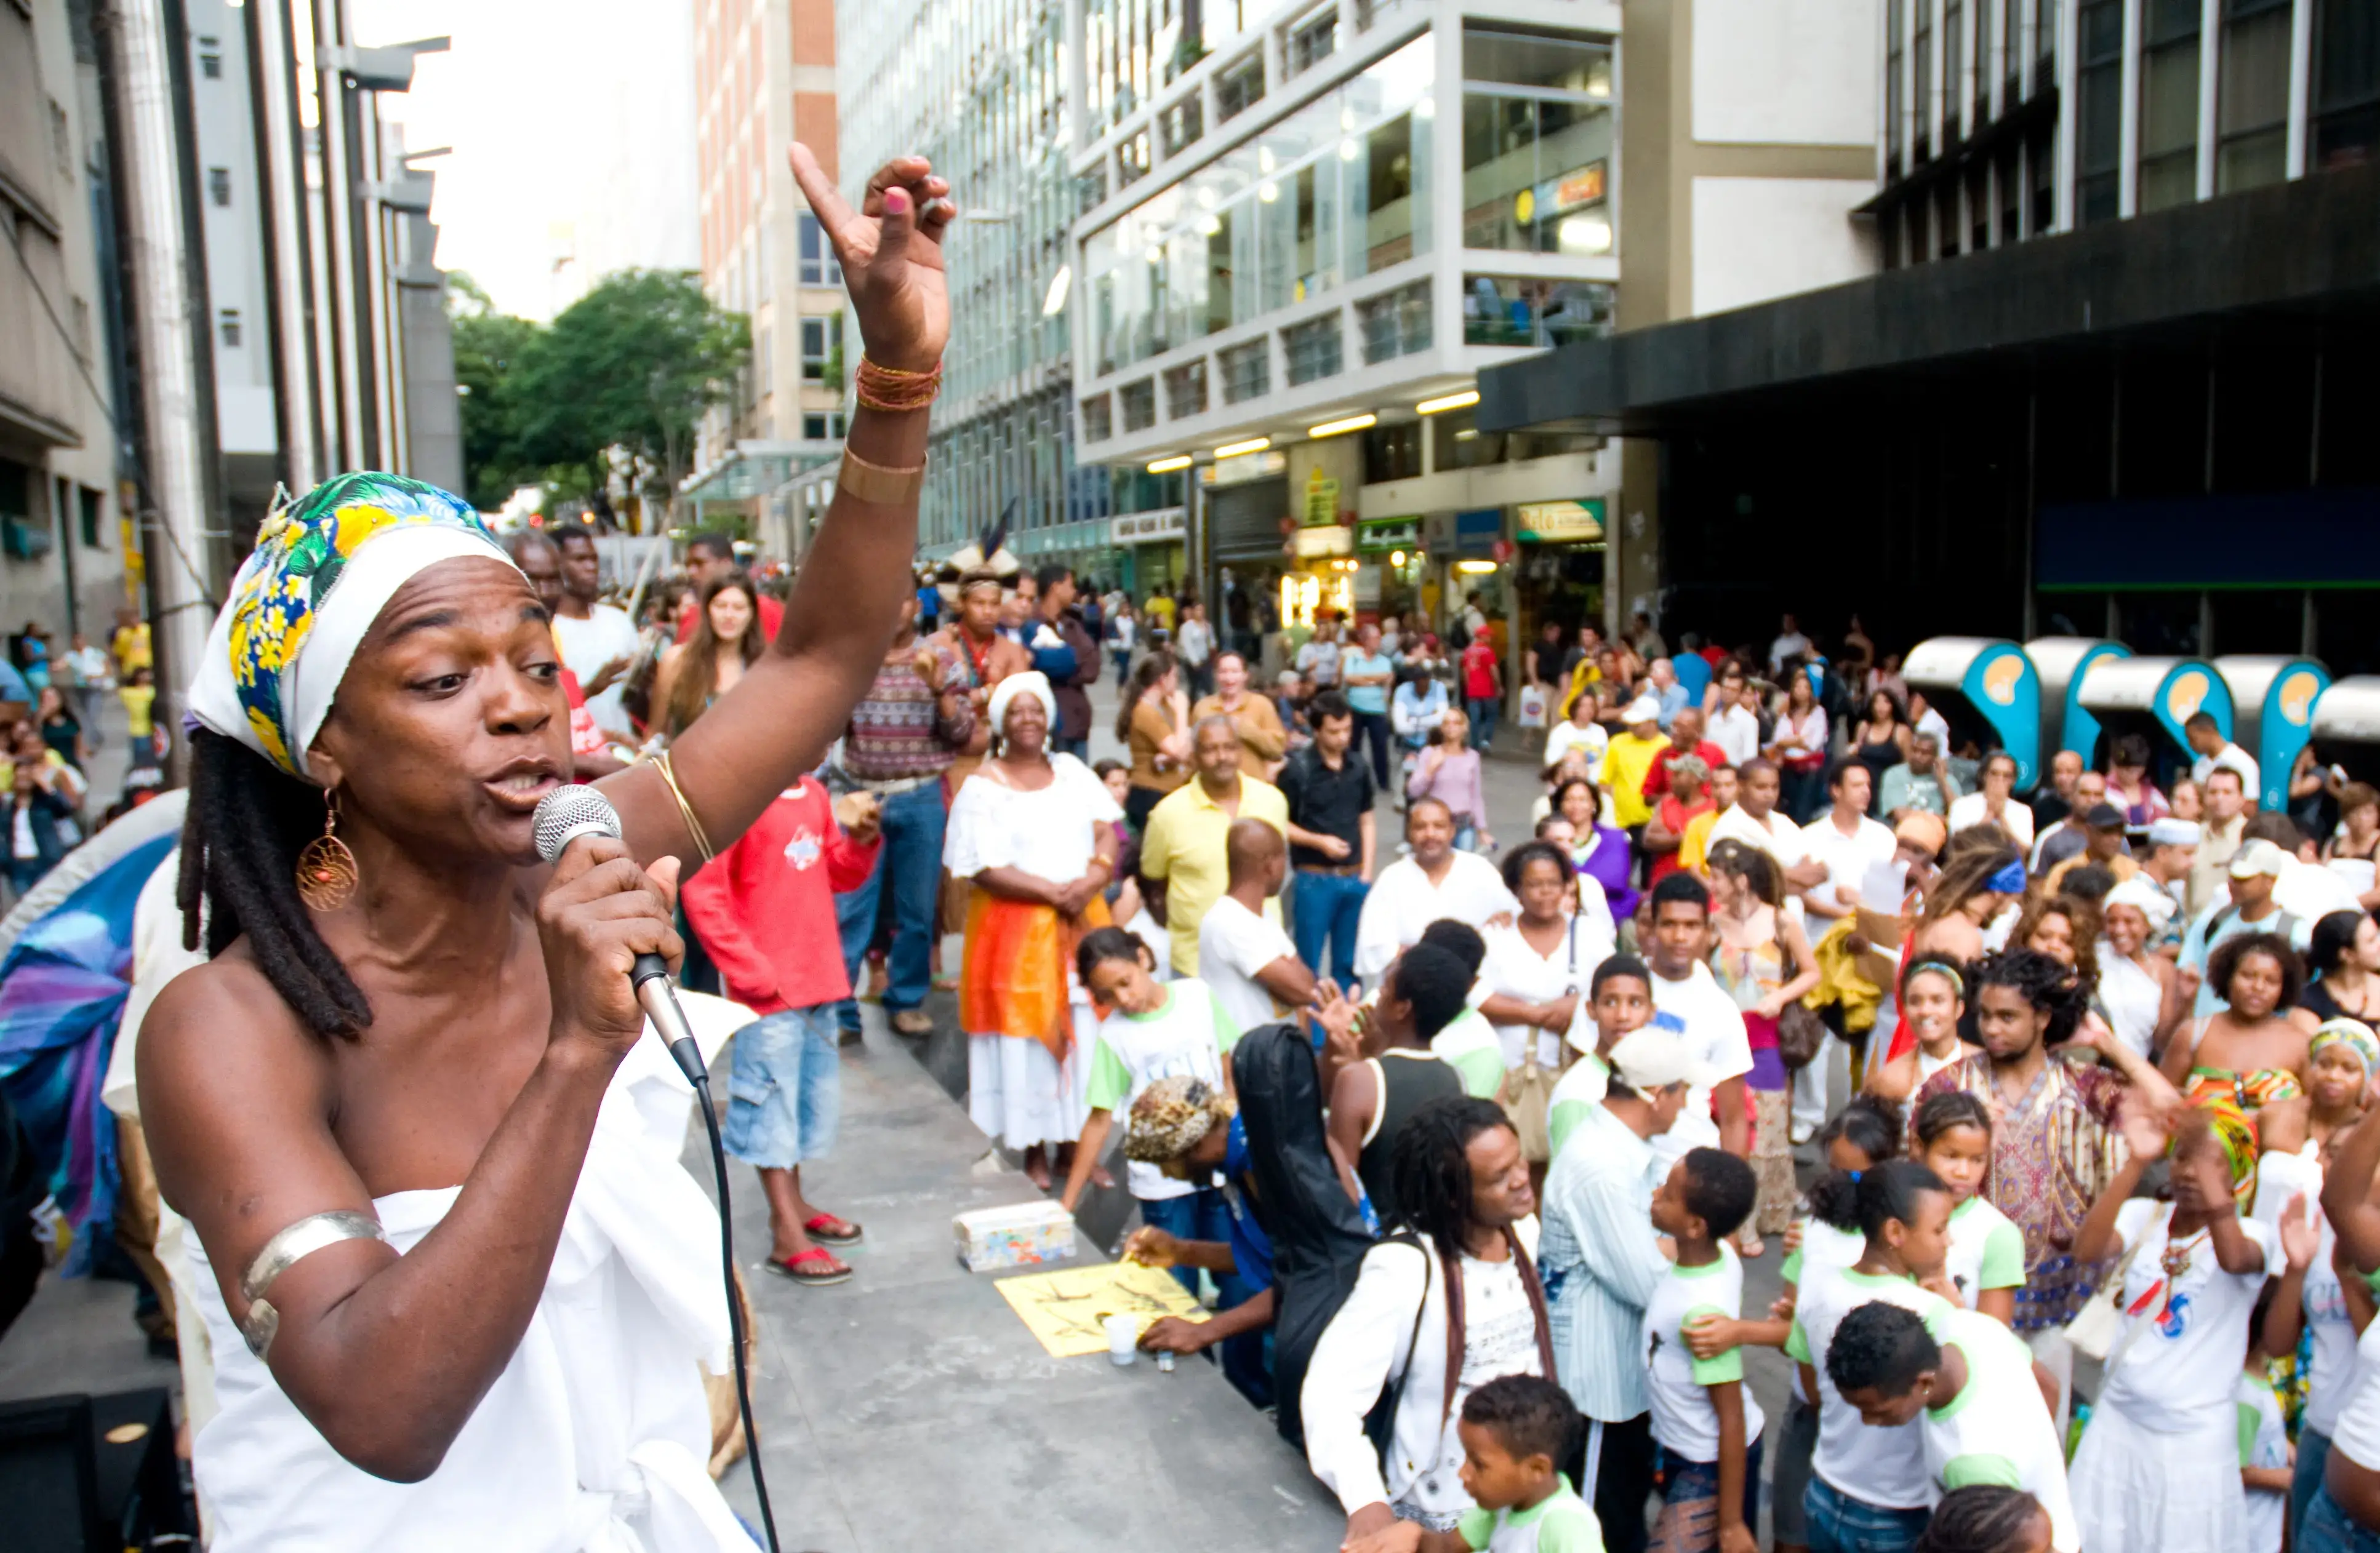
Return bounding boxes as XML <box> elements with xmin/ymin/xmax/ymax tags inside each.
<box><xmin>188</xmin><ymin>474</ymin><xmax>516</xmax><ymax>779</ymax></box>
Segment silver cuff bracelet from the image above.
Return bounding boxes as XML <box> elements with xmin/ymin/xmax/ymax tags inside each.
<box><xmin>237</xmin><ymin>1210</ymin><xmax>387</xmax><ymax>1359</ymax></box>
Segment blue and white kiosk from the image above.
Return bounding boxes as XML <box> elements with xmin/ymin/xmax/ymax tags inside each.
<box><xmin>2075</xmin><ymin>656</ymin><xmax>2234</xmax><ymax>796</ymax></box>
<box><xmin>1903</xmin><ymin>637</ymin><xmax>2042</xmax><ymax>789</ymax></box>
<box><xmin>2025</xmin><ymin>637</ymin><xmax>2131</xmax><ymax>767</ymax></box>
<box><xmin>2213</xmin><ymin>657</ymin><xmax>2330</xmax><ymax>813</ymax></box>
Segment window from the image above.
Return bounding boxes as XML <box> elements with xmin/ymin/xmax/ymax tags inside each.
<box><xmin>1462</xmin><ymin>26</ymin><xmax>1613</xmax><ymax>94</ymax></box>
<box><xmin>2075</xmin><ymin>0</ymin><xmax>2123</xmax><ymax>223</ymax></box>
<box><xmin>799</xmin><ymin>314</ymin><xmax>841</xmax><ymax>381</ymax></box>
<box><xmin>1219</xmin><ymin>338</ymin><xmax>1269</xmax><ymax>404</ymax></box>
<box><xmin>1081</xmin><ymin>392</ymin><xmax>1113</xmax><ymax>442</ymax></box>
<box><xmin>1120</xmin><ymin>377</ymin><xmax>1157</xmax><ymax>433</ymax></box>
<box><xmin>797</xmin><ymin>213</ymin><xmax>841</xmax><ymax>285</ymax></box>
<box><xmin>1361</xmin><ymin>421</ymin><xmax>1421</xmax><ymax>484</ymax></box>
<box><xmin>1163</xmin><ymin>360</ymin><xmax>1207</xmax><ymax>419</ymax></box>
<box><xmin>2004</xmin><ymin>0</ymin><xmax>2026</xmax><ymax>102</ymax></box>
<box><xmin>2217</xmin><ymin>0</ymin><xmax>2293</xmax><ymax>191</ymax></box>
<box><xmin>1286</xmin><ymin>8</ymin><xmax>1337</xmax><ymax>78</ymax></box>
<box><xmin>1461</xmin><ymin>94</ymin><xmax>1615</xmax><ymax>253</ymax></box>
<box><xmin>1998</xmin><ymin>148</ymin><xmax>2022</xmax><ymax>243</ymax></box>
<box><xmin>2030</xmin><ymin>127</ymin><xmax>2057</xmax><ymax>234</ymax></box>
<box><xmin>198</xmin><ymin>36</ymin><xmax>222</xmax><ymax>79</ymax></box>
<box><xmin>1124</xmin><ymin>130</ymin><xmax>1152</xmax><ymax>179</ymax></box>
<box><xmin>2312</xmin><ymin>0</ymin><xmax>2379</xmax><ymax>170</ymax></box>
<box><xmin>1913</xmin><ymin>0</ymin><xmax>1934</xmax><ymax>161</ymax></box>
<box><xmin>1357</xmin><ymin>281</ymin><xmax>1432</xmax><ymax>363</ymax></box>
<box><xmin>208</xmin><ymin>167</ymin><xmax>231</xmax><ymax>207</ymax></box>
<box><xmin>218</xmin><ymin>308</ymin><xmax>241</xmax><ymax>348</ymax></box>
<box><xmin>1159</xmin><ymin>94</ymin><xmax>1203</xmax><ymax>158</ymax></box>
<box><xmin>1076</xmin><ymin>163</ymin><xmax>1109</xmax><ymax>215</ymax></box>
<box><xmin>1432</xmin><ymin>409</ymin><xmax>1504</xmax><ymax>471</ymax></box>
<box><xmin>2138</xmin><ymin>0</ymin><xmax>2203</xmax><ymax>213</ymax></box>
<box><xmin>1969</xmin><ymin>166</ymin><xmax>1989</xmax><ymax>250</ymax></box>
<box><xmin>1936</xmin><ymin>182</ymin><xmax>1960</xmax><ymax>258</ymax></box>
<box><xmin>78</xmin><ymin>485</ymin><xmax>101</xmax><ymax>549</ymax></box>
<box><xmin>1888</xmin><ymin>0</ymin><xmax>1905</xmax><ymax>169</ymax></box>
<box><xmin>1283</xmin><ymin>314</ymin><xmax>1341</xmax><ymax>385</ymax></box>
<box><xmin>2038</xmin><ymin>0</ymin><xmax>2061</xmax><ymax>89</ymax></box>
<box><xmin>1461</xmin><ymin>275</ymin><xmax>1613</xmax><ymax>348</ymax></box>
<box><xmin>802</xmin><ymin>413</ymin><xmax>846</xmax><ymax>441</ymax></box>
<box><xmin>1216</xmin><ymin>53</ymin><xmax>1265</xmax><ymax>122</ymax></box>
<box><xmin>1946</xmin><ymin>0</ymin><xmax>1967</xmax><ymax>142</ymax></box>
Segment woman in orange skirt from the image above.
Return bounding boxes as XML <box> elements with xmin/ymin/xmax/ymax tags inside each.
<box><xmin>944</xmin><ymin>671</ymin><xmax>1121</xmax><ymax>1186</ymax></box>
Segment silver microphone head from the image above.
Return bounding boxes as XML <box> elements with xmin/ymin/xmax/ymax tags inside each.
<box><xmin>532</xmin><ymin>783</ymin><xmax>623</xmax><ymax>863</ymax></box>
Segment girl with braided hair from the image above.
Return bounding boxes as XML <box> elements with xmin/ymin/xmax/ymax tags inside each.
<box><xmin>1302</xmin><ymin>1096</ymin><xmax>1552</xmax><ymax>1551</ymax></box>
<box><xmin>1910</xmin><ymin>947</ymin><xmax>2185</xmax><ymax>1430</ymax></box>
<box><xmin>138</xmin><ymin>143</ymin><xmax>952</xmax><ymax>1550</ymax></box>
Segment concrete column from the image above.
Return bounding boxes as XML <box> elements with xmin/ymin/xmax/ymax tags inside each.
<box><xmin>2286</xmin><ymin>0</ymin><xmax>2312</xmax><ymax>178</ymax></box>
<box><xmin>2117</xmin><ymin>0</ymin><xmax>2141</xmax><ymax>217</ymax></box>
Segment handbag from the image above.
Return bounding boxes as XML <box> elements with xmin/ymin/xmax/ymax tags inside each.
<box><xmin>2062</xmin><ymin>1204</ymin><xmax>2168</xmax><ymax>1362</ymax></box>
<box><xmin>1501</xmin><ymin>918</ymin><xmax>1581</xmax><ymax>1162</ymax></box>
<box><xmin>1771</xmin><ymin>936</ymin><xmax>1827</xmax><ymax>1070</ymax></box>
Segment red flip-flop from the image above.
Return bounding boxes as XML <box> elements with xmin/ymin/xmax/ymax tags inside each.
<box><xmin>765</xmin><ymin>1247</ymin><xmax>851</xmax><ymax>1285</ymax></box>
<box><xmin>803</xmin><ymin>1213</ymin><xmax>863</xmax><ymax>1246</ymax></box>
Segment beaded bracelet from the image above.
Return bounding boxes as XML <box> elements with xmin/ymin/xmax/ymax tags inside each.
<box><xmin>854</xmin><ymin>354</ymin><xmax>943</xmax><ymax>412</ymax></box>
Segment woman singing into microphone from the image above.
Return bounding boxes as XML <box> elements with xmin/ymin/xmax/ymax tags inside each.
<box><xmin>136</xmin><ymin>145</ymin><xmax>948</xmax><ymax>1550</ymax></box>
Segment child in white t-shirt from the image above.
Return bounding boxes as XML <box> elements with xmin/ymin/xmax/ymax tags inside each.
<box><xmin>1823</xmin><ymin>1300</ymin><xmax>2079</xmax><ymax>1552</ymax></box>
<box><xmin>2238</xmin><ymin>1359</ymin><xmax>2291</xmax><ymax>1553</ymax></box>
<box><xmin>1645</xmin><ymin>1148</ymin><xmax>1766</xmax><ymax>1553</ymax></box>
<box><xmin>2066</xmin><ymin>1104</ymin><xmax>2282</xmax><ymax>1553</ymax></box>
<box><xmin>1347</xmin><ymin>1374</ymin><xmax>1604</xmax><ymax>1553</ymax></box>
<box><xmin>1910</xmin><ymin>1091</ymin><xmax>2025</xmax><ymax>1324</ymax></box>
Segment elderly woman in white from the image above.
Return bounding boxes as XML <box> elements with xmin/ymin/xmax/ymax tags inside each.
<box><xmin>943</xmin><ymin>671</ymin><xmax>1122</xmax><ymax>1188</ymax></box>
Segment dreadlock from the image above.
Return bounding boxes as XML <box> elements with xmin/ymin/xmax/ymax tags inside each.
<box><xmin>1912</xmin><ymin>1486</ymin><xmax>2048</xmax><ymax>1553</ymax></box>
<box><xmin>1969</xmin><ymin>946</ymin><xmax>2090</xmax><ymax>1045</ymax></box>
<box><xmin>176</xmin><ymin>727</ymin><xmax>374</xmax><ymax>1038</ymax></box>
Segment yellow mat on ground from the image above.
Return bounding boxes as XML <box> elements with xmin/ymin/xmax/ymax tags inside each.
<box><xmin>995</xmin><ymin>1260</ymin><xmax>1211</xmax><ymax>1357</ymax></box>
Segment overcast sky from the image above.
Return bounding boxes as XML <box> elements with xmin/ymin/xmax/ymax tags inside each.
<box><xmin>352</xmin><ymin>0</ymin><xmax>699</xmax><ymax>321</ymax></box>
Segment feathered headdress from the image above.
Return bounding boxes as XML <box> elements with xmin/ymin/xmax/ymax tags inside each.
<box><xmin>935</xmin><ymin>501</ymin><xmax>1020</xmax><ymax>607</ymax></box>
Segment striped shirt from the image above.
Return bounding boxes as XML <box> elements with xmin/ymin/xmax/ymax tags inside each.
<box><xmin>1539</xmin><ymin>1102</ymin><xmax>1670</xmax><ymax>1422</ymax></box>
<box><xmin>843</xmin><ymin>652</ymin><xmax>958</xmax><ymax>783</ymax></box>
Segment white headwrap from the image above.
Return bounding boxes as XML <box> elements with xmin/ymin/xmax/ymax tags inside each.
<box><xmin>987</xmin><ymin>671</ymin><xmax>1057</xmax><ymax>741</ymax></box>
<box><xmin>2103</xmin><ymin>875</ymin><xmax>2176</xmax><ymax>930</ymax></box>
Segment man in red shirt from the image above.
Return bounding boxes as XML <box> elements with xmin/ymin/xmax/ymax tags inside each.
<box><xmin>1638</xmin><ymin>705</ymin><xmax>1729</xmax><ymax>805</ymax></box>
<box><xmin>683</xmin><ymin>778</ymin><xmax>880</xmax><ymax>1284</ymax></box>
<box><xmin>675</xmin><ymin>532</ymin><xmax>785</xmax><ymax>644</ymax></box>
<box><xmin>1459</xmin><ymin>631</ymin><xmax>1501</xmax><ymax>753</ymax></box>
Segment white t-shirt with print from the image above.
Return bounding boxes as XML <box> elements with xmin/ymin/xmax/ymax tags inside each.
<box><xmin>1942</xmin><ymin>1196</ymin><xmax>2027</xmax><ymax>1312</ymax></box>
<box><xmin>1644</xmin><ymin>1247</ymin><xmax>1766</xmax><ymax>1465</ymax></box>
<box><xmin>550</xmin><ymin>604</ymin><xmax>643</xmax><ymax>738</ymax></box>
<box><xmin>1789</xmin><ymin>1268</ymin><xmax>1950</xmax><ymax>1509</ymax></box>
<box><xmin>1197</xmin><ymin>894</ymin><xmax>1299</xmax><ymax>1037</ymax></box>
<box><xmin>2304</xmin><ymin>1212</ymin><xmax>2363</xmax><ymax>1437</ymax></box>
<box><xmin>1401</xmin><ymin>1253</ymin><xmax>1547</xmax><ymax>1520</ymax></box>
<box><xmin>1921</xmin><ymin>1306</ymin><xmax>2080</xmax><ymax>1552</ymax></box>
<box><xmin>2098</xmin><ymin>1200</ymin><xmax>2282</xmax><ymax>1427</ymax></box>
<box><xmin>1480</xmin><ymin>917</ymin><xmax>1612</xmax><ymax>1072</ymax></box>
<box><xmin>1647</xmin><ymin>964</ymin><xmax>1755</xmax><ymax>1165</ymax></box>
<box><xmin>2239</xmin><ymin>1371</ymin><xmax>2288</xmax><ymax>1553</ymax></box>
<box><xmin>1084</xmin><ymin>979</ymin><xmax>1238</xmax><ymax>1201</ymax></box>
<box><xmin>1781</xmin><ymin>1219</ymin><xmax>1873</xmax><ymax>1407</ymax></box>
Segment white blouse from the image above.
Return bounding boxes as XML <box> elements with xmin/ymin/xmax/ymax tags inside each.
<box><xmin>942</xmin><ymin>753</ymin><xmax>1121</xmax><ymax>882</ymax></box>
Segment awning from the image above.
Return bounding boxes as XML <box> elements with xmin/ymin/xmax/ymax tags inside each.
<box><xmin>677</xmin><ymin>439</ymin><xmax>840</xmax><ymax>503</ymax></box>
<box><xmin>1476</xmin><ymin>160</ymin><xmax>2380</xmax><ymax>437</ymax></box>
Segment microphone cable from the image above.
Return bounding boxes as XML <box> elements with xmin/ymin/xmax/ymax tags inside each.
<box><xmin>686</xmin><ymin>1058</ymin><xmax>782</xmax><ymax>1553</ymax></box>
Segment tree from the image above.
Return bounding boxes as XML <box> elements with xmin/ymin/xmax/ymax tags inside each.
<box><xmin>446</xmin><ymin>273</ymin><xmax>543</xmax><ymax>512</ymax></box>
<box><xmin>509</xmin><ymin>269</ymin><xmax>750</xmax><ymax>519</ymax></box>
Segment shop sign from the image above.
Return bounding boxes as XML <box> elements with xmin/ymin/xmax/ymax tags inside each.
<box><xmin>1110</xmin><ymin>507</ymin><xmax>1187</xmax><ymax>546</ymax></box>
<box><xmin>1201</xmin><ymin>449</ymin><xmax>1287</xmax><ymax>487</ymax></box>
<box><xmin>1541</xmin><ymin>161</ymin><xmax>1607</xmax><ymax>216</ymax></box>
<box><xmin>1356</xmin><ymin>516</ymin><xmax>1422</xmax><ymax>554</ymax></box>
<box><xmin>1516</xmin><ymin>498</ymin><xmax>1606</xmax><ymax>544</ymax></box>
<box><xmin>1455</xmin><ymin>506</ymin><xmax>1504</xmax><ymax>557</ymax></box>
<box><xmin>1292</xmin><ymin>524</ymin><xmax>1353</xmax><ymax>559</ymax></box>
<box><xmin>1302</xmin><ymin>468</ymin><xmax>1343</xmax><ymax>528</ymax></box>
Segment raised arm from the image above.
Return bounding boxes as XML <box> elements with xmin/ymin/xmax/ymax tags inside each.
<box><xmin>606</xmin><ymin>146</ymin><xmax>950</xmax><ymax>866</ymax></box>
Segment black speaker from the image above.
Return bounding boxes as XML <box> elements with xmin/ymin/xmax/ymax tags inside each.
<box><xmin>0</xmin><ymin>1387</ymin><xmax>190</xmax><ymax>1552</ymax></box>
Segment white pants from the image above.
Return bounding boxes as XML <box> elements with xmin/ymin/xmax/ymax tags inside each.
<box><xmin>1791</xmin><ymin>1032</ymin><xmax>1848</xmax><ymax>1138</ymax></box>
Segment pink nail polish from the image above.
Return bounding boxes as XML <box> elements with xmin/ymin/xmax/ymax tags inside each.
<box><xmin>886</xmin><ymin>188</ymin><xmax>909</xmax><ymax>214</ymax></box>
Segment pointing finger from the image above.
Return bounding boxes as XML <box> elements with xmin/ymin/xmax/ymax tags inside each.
<box><xmin>788</xmin><ymin>142</ymin><xmax>856</xmax><ymax>243</ymax></box>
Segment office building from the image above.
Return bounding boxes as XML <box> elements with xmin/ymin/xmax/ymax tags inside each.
<box><xmin>1066</xmin><ymin>0</ymin><xmax>1881</xmax><ymax>649</ymax></box>
<box><xmin>1481</xmin><ymin>0</ymin><xmax>2380</xmax><ymax>664</ymax></box>
<box><xmin>680</xmin><ymin>0</ymin><xmax>856</xmax><ymax>559</ymax></box>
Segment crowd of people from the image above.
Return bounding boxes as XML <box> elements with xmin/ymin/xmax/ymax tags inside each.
<box><xmin>0</xmin><ymin>605</ymin><xmax>164</xmax><ymax>901</ymax></box>
<box><xmin>716</xmin><ymin>573</ymin><xmax>2380</xmax><ymax>1553</ymax></box>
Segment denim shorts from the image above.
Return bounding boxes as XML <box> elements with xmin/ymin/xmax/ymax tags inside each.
<box><xmin>2306</xmin><ymin>1485</ymin><xmax>2380</xmax><ymax>1553</ymax></box>
<box><xmin>1803</xmin><ymin>1475</ymin><xmax>1930</xmax><ymax>1553</ymax></box>
<box><xmin>723</xmin><ymin>1005</ymin><xmax>843</xmax><ymax>1169</ymax></box>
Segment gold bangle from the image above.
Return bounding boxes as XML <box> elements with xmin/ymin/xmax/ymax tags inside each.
<box><xmin>836</xmin><ymin>446</ymin><xmax>926</xmax><ymax>505</ymax></box>
<box><xmin>651</xmin><ymin>749</ymin><xmax>715</xmax><ymax>864</ymax></box>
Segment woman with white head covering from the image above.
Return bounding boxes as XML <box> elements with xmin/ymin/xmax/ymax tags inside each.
<box><xmin>136</xmin><ymin>142</ymin><xmax>948</xmax><ymax>1553</ymax></box>
<box><xmin>2099</xmin><ymin>874</ymin><xmax>2186</xmax><ymax>1061</ymax></box>
<box><xmin>943</xmin><ymin>670</ymin><xmax>1122</xmax><ymax>1188</ymax></box>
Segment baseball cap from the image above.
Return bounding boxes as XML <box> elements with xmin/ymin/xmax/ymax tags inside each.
<box><xmin>2229</xmin><ymin>838</ymin><xmax>2289</xmax><ymax>879</ymax></box>
<box><xmin>2081</xmin><ymin>802</ymin><xmax>2126</xmax><ymax>830</ymax></box>
<box><xmin>1608</xmin><ymin>1028</ymin><xmax>1723</xmax><ymax>1093</ymax></box>
<box><xmin>1623</xmin><ymin>695</ymin><xmax>1662</xmax><ymax>725</ymax></box>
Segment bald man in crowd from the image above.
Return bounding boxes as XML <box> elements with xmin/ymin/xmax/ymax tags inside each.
<box><xmin>1200</xmin><ymin>818</ymin><xmax>1319</xmax><ymax>1036</ymax></box>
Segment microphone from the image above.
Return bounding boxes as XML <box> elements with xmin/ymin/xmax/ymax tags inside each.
<box><xmin>531</xmin><ymin>783</ymin><xmax>708</xmax><ymax>1086</ymax></box>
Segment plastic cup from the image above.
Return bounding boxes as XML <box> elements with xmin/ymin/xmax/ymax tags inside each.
<box><xmin>1102</xmin><ymin>1313</ymin><xmax>1139</xmax><ymax>1366</ymax></box>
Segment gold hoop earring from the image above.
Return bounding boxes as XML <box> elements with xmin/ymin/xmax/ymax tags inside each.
<box><xmin>295</xmin><ymin>789</ymin><xmax>359</xmax><ymax>912</ymax></box>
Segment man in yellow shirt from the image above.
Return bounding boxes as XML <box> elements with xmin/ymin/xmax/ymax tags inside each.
<box><xmin>110</xmin><ymin>606</ymin><xmax>152</xmax><ymax>679</ymax></box>
<box><xmin>1597</xmin><ymin>695</ymin><xmax>1669</xmax><ymax>832</ymax></box>
<box><xmin>1140</xmin><ymin>716</ymin><xmax>1289</xmax><ymax>975</ymax></box>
